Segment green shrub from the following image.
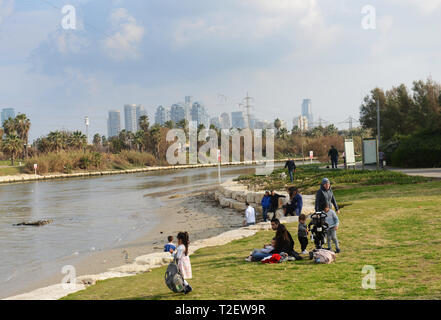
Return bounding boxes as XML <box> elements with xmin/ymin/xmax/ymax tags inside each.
<box><xmin>391</xmin><ymin>129</ymin><xmax>441</xmax><ymax>168</ymax></box>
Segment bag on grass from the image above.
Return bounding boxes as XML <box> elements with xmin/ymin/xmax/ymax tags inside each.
<box><xmin>165</xmin><ymin>259</ymin><xmax>185</xmax><ymax>293</ymax></box>
<box><xmin>312</xmin><ymin>249</ymin><xmax>336</xmax><ymax>264</ymax></box>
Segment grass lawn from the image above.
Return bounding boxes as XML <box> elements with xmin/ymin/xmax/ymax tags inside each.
<box><xmin>64</xmin><ymin>178</ymin><xmax>441</xmax><ymax>300</ymax></box>
<box><xmin>0</xmin><ymin>166</ymin><xmax>23</xmax><ymax>176</ymax></box>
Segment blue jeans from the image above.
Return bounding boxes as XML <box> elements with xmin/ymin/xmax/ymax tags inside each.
<box><xmin>289</xmin><ymin>170</ymin><xmax>294</xmax><ymax>182</ymax></box>
<box><xmin>251</xmin><ymin>251</ymin><xmax>272</xmax><ymax>261</ymax></box>
<box><xmin>331</xmin><ymin>158</ymin><xmax>338</xmax><ymax>169</ymax></box>
<box><xmin>262</xmin><ymin>208</ymin><xmax>269</xmax><ymax>222</ymax></box>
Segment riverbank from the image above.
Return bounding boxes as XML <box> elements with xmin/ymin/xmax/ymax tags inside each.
<box><xmin>0</xmin><ymin>158</ymin><xmax>306</xmax><ymax>184</ymax></box>
<box><xmin>62</xmin><ymin>178</ymin><xmax>441</xmax><ymax>300</ymax></box>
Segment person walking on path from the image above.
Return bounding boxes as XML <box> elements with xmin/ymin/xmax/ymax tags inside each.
<box><xmin>260</xmin><ymin>191</ymin><xmax>271</xmax><ymax>222</ymax></box>
<box><xmin>315</xmin><ymin>178</ymin><xmax>340</xmax><ymax>214</ymax></box>
<box><xmin>284</xmin><ymin>158</ymin><xmax>297</xmax><ymax>182</ymax></box>
<box><xmin>328</xmin><ymin>146</ymin><xmax>339</xmax><ymax>169</ymax></box>
<box><xmin>243</xmin><ymin>202</ymin><xmax>256</xmax><ymax>226</ymax></box>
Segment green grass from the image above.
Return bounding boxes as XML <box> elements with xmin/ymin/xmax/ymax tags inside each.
<box><xmin>64</xmin><ymin>180</ymin><xmax>441</xmax><ymax>300</ymax></box>
<box><xmin>234</xmin><ymin>164</ymin><xmax>432</xmax><ymax>194</ymax></box>
<box><xmin>0</xmin><ymin>166</ymin><xmax>23</xmax><ymax>176</ymax></box>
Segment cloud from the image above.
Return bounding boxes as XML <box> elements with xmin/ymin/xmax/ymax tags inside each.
<box><xmin>103</xmin><ymin>8</ymin><xmax>145</xmax><ymax>60</ymax></box>
<box><xmin>392</xmin><ymin>0</ymin><xmax>441</xmax><ymax>15</ymax></box>
<box><xmin>0</xmin><ymin>0</ymin><xmax>14</xmax><ymax>24</ymax></box>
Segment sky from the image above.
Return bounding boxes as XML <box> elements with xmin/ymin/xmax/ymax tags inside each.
<box><xmin>1</xmin><ymin>0</ymin><xmax>441</xmax><ymax>141</ymax></box>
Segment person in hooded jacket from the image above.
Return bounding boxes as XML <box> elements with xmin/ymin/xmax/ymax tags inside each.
<box><xmin>315</xmin><ymin>178</ymin><xmax>340</xmax><ymax>214</ymax></box>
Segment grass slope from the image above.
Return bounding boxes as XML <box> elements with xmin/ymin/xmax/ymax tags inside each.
<box><xmin>64</xmin><ymin>179</ymin><xmax>441</xmax><ymax>300</ymax></box>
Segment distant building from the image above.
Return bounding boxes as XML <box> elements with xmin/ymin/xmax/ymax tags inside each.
<box><xmin>220</xmin><ymin>112</ymin><xmax>231</xmax><ymax>129</ymax></box>
<box><xmin>170</xmin><ymin>103</ymin><xmax>186</xmax><ymax>124</ymax></box>
<box><xmin>191</xmin><ymin>102</ymin><xmax>209</xmax><ymax>128</ymax></box>
<box><xmin>155</xmin><ymin>105</ymin><xmax>169</xmax><ymax>126</ymax></box>
<box><xmin>1</xmin><ymin>108</ymin><xmax>15</xmax><ymax>125</ymax></box>
<box><xmin>231</xmin><ymin>111</ymin><xmax>245</xmax><ymax>129</ymax></box>
<box><xmin>210</xmin><ymin>116</ymin><xmax>220</xmax><ymax>129</ymax></box>
<box><xmin>184</xmin><ymin>96</ymin><xmax>193</xmax><ymax>123</ymax></box>
<box><xmin>107</xmin><ymin>110</ymin><xmax>121</xmax><ymax>137</ymax></box>
<box><xmin>136</xmin><ymin>105</ymin><xmax>147</xmax><ymax>130</ymax></box>
<box><xmin>301</xmin><ymin>99</ymin><xmax>314</xmax><ymax>128</ymax></box>
<box><xmin>294</xmin><ymin>115</ymin><xmax>309</xmax><ymax>131</ymax></box>
<box><xmin>124</xmin><ymin>104</ymin><xmax>138</xmax><ymax>132</ymax></box>
<box><xmin>255</xmin><ymin>120</ymin><xmax>272</xmax><ymax>130</ymax></box>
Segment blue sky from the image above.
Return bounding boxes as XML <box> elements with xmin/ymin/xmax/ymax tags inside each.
<box><xmin>1</xmin><ymin>0</ymin><xmax>441</xmax><ymax>140</ymax></box>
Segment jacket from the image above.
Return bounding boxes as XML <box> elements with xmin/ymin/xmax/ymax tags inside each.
<box><xmin>270</xmin><ymin>193</ymin><xmax>286</xmax><ymax>212</ymax></box>
<box><xmin>315</xmin><ymin>184</ymin><xmax>339</xmax><ymax>212</ymax></box>
<box><xmin>261</xmin><ymin>195</ymin><xmax>271</xmax><ymax>209</ymax></box>
<box><xmin>284</xmin><ymin>160</ymin><xmax>296</xmax><ymax>171</ymax></box>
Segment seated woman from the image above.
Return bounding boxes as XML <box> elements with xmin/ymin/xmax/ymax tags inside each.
<box><xmin>251</xmin><ymin>225</ymin><xmax>293</xmax><ymax>261</ymax></box>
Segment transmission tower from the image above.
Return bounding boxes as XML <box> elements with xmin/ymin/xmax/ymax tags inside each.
<box><xmin>242</xmin><ymin>92</ymin><xmax>254</xmax><ymax>129</ymax></box>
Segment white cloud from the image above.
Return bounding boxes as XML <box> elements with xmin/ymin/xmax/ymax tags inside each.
<box><xmin>391</xmin><ymin>0</ymin><xmax>441</xmax><ymax>15</ymax></box>
<box><xmin>0</xmin><ymin>0</ymin><xmax>14</xmax><ymax>24</ymax></box>
<box><xmin>103</xmin><ymin>8</ymin><xmax>145</xmax><ymax>60</ymax></box>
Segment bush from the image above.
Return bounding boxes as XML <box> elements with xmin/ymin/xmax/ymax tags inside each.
<box><xmin>391</xmin><ymin>129</ymin><xmax>441</xmax><ymax>168</ymax></box>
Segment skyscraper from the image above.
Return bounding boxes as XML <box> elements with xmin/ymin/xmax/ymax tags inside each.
<box><xmin>294</xmin><ymin>115</ymin><xmax>309</xmax><ymax>131</ymax></box>
<box><xmin>170</xmin><ymin>103</ymin><xmax>186</xmax><ymax>123</ymax></box>
<box><xmin>124</xmin><ymin>104</ymin><xmax>138</xmax><ymax>132</ymax></box>
<box><xmin>220</xmin><ymin>112</ymin><xmax>231</xmax><ymax>129</ymax></box>
<box><xmin>1</xmin><ymin>108</ymin><xmax>15</xmax><ymax>125</ymax></box>
<box><xmin>301</xmin><ymin>99</ymin><xmax>314</xmax><ymax>127</ymax></box>
<box><xmin>191</xmin><ymin>102</ymin><xmax>209</xmax><ymax>128</ymax></box>
<box><xmin>136</xmin><ymin>105</ymin><xmax>147</xmax><ymax>130</ymax></box>
<box><xmin>107</xmin><ymin>110</ymin><xmax>121</xmax><ymax>137</ymax></box>
<box><xmin>155</xmin><ymin>105</ymin><xmax>169</xmax><ymax>125</ymax></box>
<box><xmin>231</xmin><ymin>111</ymin><xmax>245</xmax><ymax>129</ymax></box>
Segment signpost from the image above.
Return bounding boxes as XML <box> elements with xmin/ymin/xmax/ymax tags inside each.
<box><xmin>34</xmin><ymin>163</ymin><xmax>38</xmax><ymax>175</ymax></box>
<box><xmin>217</xmin><ymin>149</ymin><xmax>221</xmax><ymax>184</ymax></box>
<box><xmin>344</xmin><ymin>139</ymin><xmax>356</xmax><ymax>169</ymax></box>
<box><xmin>362</xmin><ymin>138</ymin><xmax>378</xmax><ymax>170</ymax></box>
<box><xmin>309</xmin><ymin>151</ymin><xmax>314</xmax><ymax>164</ymax></box>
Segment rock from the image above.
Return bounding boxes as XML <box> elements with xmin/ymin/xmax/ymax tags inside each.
<box><xmin>14</xmin><ymin>219</ymin><xmax>53</xmax><ymax>227</ymax></box>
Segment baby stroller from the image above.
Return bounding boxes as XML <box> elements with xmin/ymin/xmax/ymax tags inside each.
<box><xmin>307</xmin><ymin>211</ymin><xmax>329</xmax><ymax>259</ymax></box>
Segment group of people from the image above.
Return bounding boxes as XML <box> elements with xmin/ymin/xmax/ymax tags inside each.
<box><xmin>246</xmin><ymin>176</ymin><xmax>342</xmax><ymax>262</ymax></box>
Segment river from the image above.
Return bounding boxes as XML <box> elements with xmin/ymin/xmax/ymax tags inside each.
<box><xmin>0</xmin><ymin>163</ymin><xmax>282</xmax><ymax>298</ymax></box>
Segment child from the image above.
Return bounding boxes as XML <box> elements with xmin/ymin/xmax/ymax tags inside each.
<box><xmin>164</xmin><ymin>235</ymin><xmax>176</xmax><ymax>253</ymax></box>
<box><xmin>173</xmin><ymin>232</ymin><xmax>193</xmax><ymax>294</ymax></box>
<box><xmin>324</xmin><ymin>205</ymin><xmax>340</xmax><ymax>253</ymax></box>
<box><xmin>298</xmin><ymin>214</ymin><xmax>309</xmax><ymax>254</ymax></box>
<box><xmin>245</xmin><ymin>238</ymin><xmax>276</xmax><ymax>262</ymax></box>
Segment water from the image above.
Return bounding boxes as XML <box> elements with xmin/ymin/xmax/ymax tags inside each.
<box><xmin>0</xmin><ymin>164</ymin><xmax>278</xmax><ymax>298</ymax></box>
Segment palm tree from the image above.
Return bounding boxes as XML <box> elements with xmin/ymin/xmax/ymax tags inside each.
<box><xmin>138</xmin><ymin>115</ymin><xmax>150</xmax><ymax>132</ymax></box>
<box><xmin>164</xmin><ymin>120</ymin><xmax>175</xmax><ymax>129</ymax></box>
<box><xmin>149</xmin><ymin>125</ymin><xmax>161</xmax><ymax>158</ymax></box>
<box><xmin>2</xmin><ymin>134</ymin><xmax>23</xmax><ymax>165</ymax></box>
<box><xmin>47</xmin><ymin>131</ymin><xmax>64</xmax><ymax>152</ymax></box>
<box><xmin>69</xmin><ymin>131</ymin><xmax>87</xmax><ymax>150</ymax></box>
<box><xmin>278</xmin><ymin>127</ymin><xmax>289</xmax><ymax>140</ymax></box>
<box><xmin>14</xmin><ymin>114</ymin><xmax>31</xmax><ymax>159</ymax></box>
<box><xmin>274</xmin><ymin>118</ymin><xmax>282</xmax><ymax>132</ymax></box>
<box><xmin>2</xmin><ymin>118</ymin><xmax>16</xmax><ymax>136</ymax></box>
<box><xmin>134</xmin><ymin>130</ymin><xmax>145</xmax><ymax>152</ymax></box>
<box><xmin>93</xmin><ymin>134</ymin><xmax>102</xmax><ymax>146</ymax></box>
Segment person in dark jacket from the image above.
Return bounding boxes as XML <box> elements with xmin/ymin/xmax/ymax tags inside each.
<box><xmin>284</xmin><ymin>158</ymin><xmax>297</xmax><ymax>182</ymax></box>
<box><xmin>328</xmin><ymin>146</ymin><xmax>339</xmax><ymax>169</ymax></box>
<box><xmin>260</xmin><ymin>191</ymin><xmax>271</xmax><ymax>222</ymax></box>
<box><xmin>269</xmin><ymin>190</ymin><xmax>286</xmax><ymax>218</ymax></box>
<box><xmin>315</xmin><ymin>178</ymin><xmax>340</xmax><ymax>213</ymax></box>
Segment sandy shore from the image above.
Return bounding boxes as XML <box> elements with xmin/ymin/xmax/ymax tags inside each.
<box><xmin>4</xmin><ymin>187</ymin><xmax>245</xmax><ymax>299</ymax></box>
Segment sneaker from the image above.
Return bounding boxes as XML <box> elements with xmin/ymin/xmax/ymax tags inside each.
<box><xmin>301</xmin><ymin>250</ymin><xmax>309</xmax><ymax>255</ymax></box>
<box><xmin>326</xmin><ymin>247</ymin><xmax>332</xmax><ymax>251</ymax></box>
<box><xmin>184</xmin><ymin>284</ymin><xmax>192</xmax><ymax>294</ymax></box>
<box><xmin>244</xmin><ymin>256</ymin><xmax>252</xmax><ymax>262</ymax></box>
<box><xmin>335</xmin><ymin>248</ymin><xmax>341</xmax><ymax>254</ymax></box>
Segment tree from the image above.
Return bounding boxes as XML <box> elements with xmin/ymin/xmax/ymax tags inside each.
<box><xmin>93</xmin><ymin>134</ymin><xmax>102</xmax><ymax>146</ymax></box>
<box><xmin>274</xmin><ymin>118</ymin><xmax>282</xmax><ymax>132</ymax></box>
<box><xmin>138</xmin><ymin>115</ymin><xmax>150</xmax><ymax>132</ymax></box>
<box><xmin>277</xmin><ymin>127</ymin><xmax>289</xmax><ymax>140</ymax></box>
<box><xmin>68</xmin><ymin>131</ymin><xmax>87</xmax><ymax>150</ymax></box>
<box><xmin>164</xmin><ymin>120</ymin><xmax>175</xmax><ymax>129</ymax></box>
<box><xmin>14</xmin><ymin>114</ymin><xmax>31</xmax><ymax>159</ymax></box>
<box><xmin>134</xmin><ymin>130</ymin><xmax>146</xmax><ymax>152</ymax></box>
<box><xmin>149</xmin><ymin>125</ymin><xmax>161</xmax><ymax>158</ymax></box>
<box><xmin>47</xmin><ymin>131</ymin><xmax>66</xmax><ymax>152</ymax></box>
<box><xmin>2</xmin><ymin>134</ymin><xmax>23</xmax><ymax>165</ymax></box>
<box><xmin>2</xmin><ymin>118</ymin><xmax>16</xmax><ymax>136</ymax></box>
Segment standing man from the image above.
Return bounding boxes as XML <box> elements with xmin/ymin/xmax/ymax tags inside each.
<box><xmin>284</xmin><ymin>158</ymin><xmax>297</xmax><ymax>182</ymax></box>
<box><xmin>269</xmin><ymin>190</ymin><xmax>286</xmax><ymax>219</ymax></box>
<box><xmin>379</xmin><ymin>150</ymin><xmax>385</xmax><ymax>168</ymax></box>
<box><xmin>260</xmin><ymin>191</ymin><xmax>271</xmax><ymax>222</ymax></box>
<box><xmin>315</xmin><ymin>178</ymin><xmax>340</xmax><ymax>214</ymax></box>
<box><xmin>328</xmin><ymin>146</ymin><xmax>339</xmax><ymax>169</ymax></box>
<box><xmin>244</xmin><ymin>202</ymin><xmax>256</xmax><ymax>226</ymax></box>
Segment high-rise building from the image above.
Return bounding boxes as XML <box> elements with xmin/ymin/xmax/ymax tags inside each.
<box><xmin>184</xmin><ymin>96</ymin><xmax>192</xmax><ymax>123</ymax></box>
<box><xmin>220</xmin><ymin>112</ymin><xmax>231</xmax><ymax>129</ymax></box>
<box><xmin>1</xmin><ymin>108</ymin><xmax>15</xmax><ymax>125</ymax></box>
<box><xmin>170</xmin><ymin>103</ymin><xmax>186</xmax><ymax>124</ymax></box>
<box><xmin>154</xmin><ymin>105</ymin><xmax>169</xmax><ymax>125</ymax></box>
<box><xmin>294</xmin><ymin>115</ymin><xmax>309</xmax><ymax>131</ymax></box>
<box><xmin>301</xmin><ymin>99</ymin><xmax>314</xmax><ymax>127</ymax></box>
<box><xmin>231</xmin><ymin>111</ymin><xmax>245</xmax><ymax>129</ymax></box>
<box><xmin>136</xmin><ymin>105</ymin><xmax>147</xmax><ymax>130</ymax></box>
<box><xmin>124</xmin><ymin>104</ymin><xmax>138</xmax><ymax>132</ymax></box>
<box><xmin>107</xmin><ymin>110</ymin><xmax>121</xmax><ymax>137</ymax></box>
<box><xmin>191</xmin><ymin>102</ymin><xmax>209</xmax><ymax>128</ymax></box>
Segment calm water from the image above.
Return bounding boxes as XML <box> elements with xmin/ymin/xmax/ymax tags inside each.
<box><xmin>0</xmin><ymin>164</ymin><xmax>279</xmax><ymax>298</ymax></box>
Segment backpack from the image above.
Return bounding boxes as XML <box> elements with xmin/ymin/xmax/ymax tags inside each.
<box><xmin>312</xmin><ymin>249</ymin><xmax>336</xmax><ymax>264</ymax></box>
<box><xmin>164</xmin><ymin>259</ymin><xmax>185</xmax><ymax>293</ymax></box>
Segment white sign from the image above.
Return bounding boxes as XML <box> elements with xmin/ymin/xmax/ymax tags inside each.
<box><xmin>363</xmin><ymin>139</ymin><xmax>377</xmax><ymax>164</ymax></box>
<box><xmin>344</xmin><ymin>139</ymin><xmax>356</xmax><ymax>166</ymax></box>
<box><xmin>309</xmin><ymin>151</ymin><xmax>314</xmax><ymax>159</ymax></box>
<box><xmin>34</xmin><ymin>163</ymin><xmax>38</xmax><ymax>169</ymax></box>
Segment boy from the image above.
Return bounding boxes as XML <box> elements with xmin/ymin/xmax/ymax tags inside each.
<box><xmin>244</xmin><ymin>202</ymin><xmax>256</xmax><ymax>226</ymax></box>
<box><xmin>324</xmin><ymin>205</ymin><xmax>340</xmax><ymax>253</ymax></box>
<box><xmin>298</xmin><ymin>214</ymin><xmax>309</xmax><ymax>254</ymax></box>
<box><xmin>164</xmin><ymin>235</ymin><xmax>176</xmax><ymax>253</ymax></box>
<box><xmin>245</xmin><ymin>238</ymin><xmax>276</xmax><ymax>262</ymax></box>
